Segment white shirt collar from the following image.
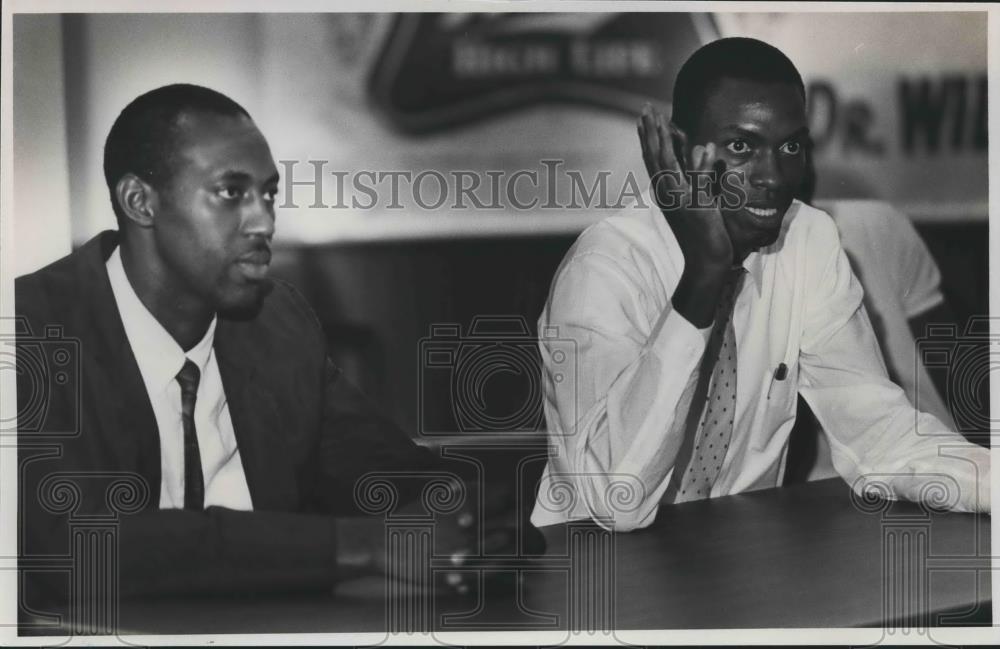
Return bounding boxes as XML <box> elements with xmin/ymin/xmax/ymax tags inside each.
<box><xmin>106</xmin><ymin>245</ymin><xmax>217</xmax><ymax>394</ymax></box>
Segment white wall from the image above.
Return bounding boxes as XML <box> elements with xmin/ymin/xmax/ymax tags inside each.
<box><xmin>62</xmin><ymin>13</ymin><xmax>262</xmax><ymax>245</ymax></box>
<box><xmin>13</xmin><ymin>14</ymin><xmax>72</xmax><ymax>275</ymax></box>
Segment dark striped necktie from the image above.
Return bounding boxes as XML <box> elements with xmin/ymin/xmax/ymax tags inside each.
<box><xmin>175</xmin><ymin>359</ymin><xmax>204</xmax><ymax>510</ymax></box>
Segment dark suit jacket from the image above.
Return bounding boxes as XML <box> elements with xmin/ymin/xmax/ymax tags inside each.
<box><xmin>16</xmin><ymin>231</ymin><xmax>447</xmax><ymax>608</ymax></box>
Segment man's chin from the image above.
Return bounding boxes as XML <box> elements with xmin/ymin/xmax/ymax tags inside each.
<box><xmin>218</xmin><ymin>279</ymin><xmax>274</xmax><ymax>320</ymax></box>
<box><xmin>756</xmin><ymin>224</ymin><xmax>783</xmax><ymax>247</ymax></box>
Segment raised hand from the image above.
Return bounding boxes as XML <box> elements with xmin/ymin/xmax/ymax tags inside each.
<box><xmin>637</xmin><ymin>104</ymin><xmax>735</xmax><ymax>327</ymax></box>
<box><xmin>637</xmin><ymin>104</ymin><xmax>734</xmax><ymax>273</ymax></box>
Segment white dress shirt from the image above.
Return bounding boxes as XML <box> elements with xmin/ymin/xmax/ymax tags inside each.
<box><xmin>802</xmin><ymin>200</ymin><xmax>957</xmax><ymax>481</ymax></box>
<box><xmin>106</xmin><ymin>246</ymin><xmax>254</xmax><ymax>511</ymax></box>
<box><xmin>822</xmin><ymin>199</ymin><xmax>954</xmax><ymax>428</ymax></box>
<box><xmin>531</xmin><ymin>198</ymin><xmax>989</xmax><ymax>531</ymax></box>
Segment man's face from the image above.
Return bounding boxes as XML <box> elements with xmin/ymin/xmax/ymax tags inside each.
<box><xmin>152</xmin><ymin>111</ymin><xmax>279</xmax><ymax>317</ymax></box>
<box><xmin>689</xmin><ymin>77</ymin><xmax>808</xmax><ymax>258</ymax></box>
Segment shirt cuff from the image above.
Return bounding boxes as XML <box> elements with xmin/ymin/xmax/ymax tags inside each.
<box><xmin>638</xmin><ymin>304</ymin><xmax>712</xmax><ymax>407</ymax></box>
<box><xmin>903</xmin><ymin>289</ymin><xmax>945</xmax><ymax>320</ymax></box>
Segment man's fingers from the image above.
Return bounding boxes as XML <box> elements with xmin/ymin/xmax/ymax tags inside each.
<box><xmin>691</xmin><ymin>144</ymin><xmax>706</xmax><ymax>172</ymax></box>
<box><xmin>639</xmin><ymin>106</ymin><xmax>660</xmax><ymax>172</ymax></box>
<box><xmin>653</xmin><ymin>112</ymin><xmax>679</xmax><ymax>173</ymax></box>
<box><xmin>637</xmin><ymin>117</ymin><xmax>652</xmax><ymax>167</ymax></box>
<box><xmin>482</xmin><ymin>528</ymin><xmax>516</xmax><ymax>554</ymax></box>
<box><xmin>640</xmin><ymin>104</ymin><xmax>693</xmax><ymax>210</ymax></box>
<box><xmin>697</xmin><ymin>142</ymin><xmax>728</xmax><ymax>197</ymax></box>
<box><xmin>443</xmin><ymin>571</ymin><xmax>472</xmax><ymax>596</ymax></box>
<box><xmin>641</xmin><ymin>104</ymin><xmax>659</xmax><ymax>154</ymax></box>
<box><xmin>698</xmin><ymin>142</ymin><xmax>717</xmax><ymax>173</ymax></box>
<box><xmin>638</xmin><ymin>120</ymin><xmax>660</xmax><ymax>177</ymax></box>
<box><xmin>450</xmin><ymin>548</ymin><xmax>469</xmax><ymax>567</ymax></box>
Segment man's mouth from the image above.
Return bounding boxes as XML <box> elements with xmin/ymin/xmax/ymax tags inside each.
<box><xmin>745</xmin><ymin>206</ymin><xmax>778</xmax><ymax>218</ymax></box>
<box><xmin>236</xmin><ymin>249</ymin><xmax>272</xmax><ymax>281</ymax></box>
<box><xmin>239</xmin><ymin>249</ymin><xmax>272</xmax><ymax>264</ymax></box>
<box><xmin>741</xmin><ymin>202</ymin><xmax>787</xmax><ymax>227</ymax></box>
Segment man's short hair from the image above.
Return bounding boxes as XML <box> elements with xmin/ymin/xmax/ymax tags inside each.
<box><xmin>671</xmin><ymin>37</ymin><xmax>806</xmax><ymax>138</ymax></box>
<box><xmin>103</xmin><ymin>84</ymin><xmax>251</xmax><ymax>226</ymax></box>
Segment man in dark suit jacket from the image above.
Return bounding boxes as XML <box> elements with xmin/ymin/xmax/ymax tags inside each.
<box><xmin>16</xmin><ymin>84</ymin><xmax>518</xmax><ymax>624</ymax></box>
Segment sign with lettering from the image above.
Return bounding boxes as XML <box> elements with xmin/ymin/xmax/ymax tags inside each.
<box><xmin>367</xmin><ymin>13</ymin><xmax>714</xmax><ymax>133</ymax></box>
<box><xmin>258</xmin><ymin>12</ymin><xmax>986</xmax><ymax>224</ymax></box>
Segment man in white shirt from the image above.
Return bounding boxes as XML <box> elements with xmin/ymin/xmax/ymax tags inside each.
<box><xmin>787</xmin><ymin>199</ymin><xmax>963</xmax><ymax>482</ymax></box>
<box><xmin>531</xmin><ymin>37</ymin><xmax>990</xmax><ymax>531</ymax></box>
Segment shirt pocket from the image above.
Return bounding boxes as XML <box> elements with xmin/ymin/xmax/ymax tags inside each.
<box><xmin>752</xmin><ymin>362</ymin><xmax>798</xmax><ymax>448</ymax></box>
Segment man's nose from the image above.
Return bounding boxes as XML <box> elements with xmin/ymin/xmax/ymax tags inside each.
<box><xmin>750</xmin><ymin>150</ymin><xmax>783</xmax><ymax>192</ymax></box>
<box><xmin>243</xmin><ymin>194</ymin><xmax>275</xmax><ymax>239</ymax></box>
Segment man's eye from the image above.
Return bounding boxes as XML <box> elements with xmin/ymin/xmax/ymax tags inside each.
<box><xmin>726</xmin><ymin>140</ymin><xmax>750</xmax><ymax>154</ymax></box>
<box><xmin>263</xmin><ymin>188</ymin><xmax>278</xmax><ymax>203</ymax></box>
<box><xmin>217</xmin><ymin>186</ymin><xmax>242</xmax><ymax>200</ymax></box>
<box><xmin>780</xmin><ymin>141</ymin><xmax>802</xmax><ymax>155</ymax></box>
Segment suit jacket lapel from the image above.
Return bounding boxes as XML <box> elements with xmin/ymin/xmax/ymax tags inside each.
<box><xmin>215</xmin><ymin>326</ymin><xmax>298</xmax><ymax>511</ymax></box>
<box><xmin>67</xmin><ymin>231</ymin><xmax>297</xmax><ymax>512</ymax></box>
<box><xmin>74</xmin><ymin>232</ymin><xmax>162</xmax><ymax>505</ymax></box>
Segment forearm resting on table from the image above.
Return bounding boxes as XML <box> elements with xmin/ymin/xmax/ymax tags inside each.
<box><xmin>803</xmin><ymin>309</ymin><xmax>991</xmax><ymax>515</ymax></box>
<box><xmin>860</xmin><ymin>440</ymin><xmax>991</xmax><ymax>514</ymax></box>
<box><xmin>22</xmin><ymin>508</ymin><xmax>391</xmax><ymax>607</ymax></box>
<box><xmin>552</xmin><ymin>306</ymin><xmax>710</xmax><ymax>527</ymax></box>
<box><xmin>113</xmin><ymin>508</ymin><xmax>343</xmax><ymax>597</ymax></box>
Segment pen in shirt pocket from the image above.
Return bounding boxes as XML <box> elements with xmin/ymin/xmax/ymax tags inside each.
<box><xmin>766</xmin><ymin>362</ymin><xmax>789</xmax><ymax>400</ymax></box>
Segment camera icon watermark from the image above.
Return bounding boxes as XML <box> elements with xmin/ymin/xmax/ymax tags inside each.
<box><xmin>914</xmin><ymin>316</ymin><xmax>997</xmax><ymax>439</ymax></box>
<box><xmin>417</xmin><ymin>316</ymin><xmax>575</xmax><ymax>437</ymax></box>
<box><xmin>0</xmin><ymin>317</ymin><xmax>81</xmax><ymax>437</ymax></box>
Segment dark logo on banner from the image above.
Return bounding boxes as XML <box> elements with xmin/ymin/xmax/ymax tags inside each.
<box><xmin>367</xmin><ymin>13</ymin><xmax>717</xmax><ymax>134</ymax></box>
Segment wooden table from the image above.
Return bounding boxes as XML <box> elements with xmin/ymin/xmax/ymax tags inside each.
<box><xmin>102</xmin><ymin>478</ymin><xmax>989</xmax><ymax>634</ymax></box>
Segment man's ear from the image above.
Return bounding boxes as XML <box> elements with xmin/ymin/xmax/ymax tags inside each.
<box><xmin>667</xmin><ymin>121</ymin><xmax>690</xmax><ymax>174</ymax></box>
<box><xmin>115</xmin><ymin>174</ymin><xmax>158</xmax><ymax>228</ymax></box>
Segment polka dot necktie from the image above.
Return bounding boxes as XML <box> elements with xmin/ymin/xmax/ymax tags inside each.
<box><xmin>670</xmin><ymin>267</ymin><xmax>746</xmax><ymax>504</ymax></box>
<box><xmin>176</xmin><ymin>359</ymin><xmax>205</xmax><ymax>510</ymax></box>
